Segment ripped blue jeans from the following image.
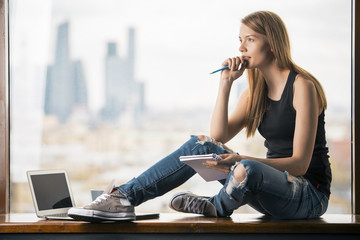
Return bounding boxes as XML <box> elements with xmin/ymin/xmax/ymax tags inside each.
<box><xmin>117</xmin><ymin>135</ymin><xmax>328</xmax><ymax>219</ymax></box>
<box><xmin>209</xmin><ymin>160</ymin><xmax>328</xmax><ymax>219</ymax></box>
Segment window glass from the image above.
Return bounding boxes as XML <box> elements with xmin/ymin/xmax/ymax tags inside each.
<box><xmin>10</xmin><ymin>0</ymin><xmax>351</xmax><ymax>214</ymax></box>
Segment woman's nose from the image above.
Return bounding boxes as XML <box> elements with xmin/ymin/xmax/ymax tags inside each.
<box><xmin>239</xmin><ymin>43</ymin><xmax>246</xmax><ymax>52</ymax></box>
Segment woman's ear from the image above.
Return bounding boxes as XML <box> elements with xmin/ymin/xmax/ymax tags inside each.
<box><xmin>269</xmin><ymin>43</ymin><xmax>274</xmax><ymax>53</ymax></box>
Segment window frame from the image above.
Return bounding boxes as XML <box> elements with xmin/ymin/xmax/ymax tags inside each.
<box><xmin>0</xmin><ymin>0</ymin><xmax>9</xmax><ymax>214</ymax></box>
<box><xmin>0</xmin><ymin>0</ymin><xmax>359</xmax><ymax>215</ymax></box>
<box><xmin>352</xmin><ymin>0</ymin><xmax>360</xmax><ymax>215</ymax></box>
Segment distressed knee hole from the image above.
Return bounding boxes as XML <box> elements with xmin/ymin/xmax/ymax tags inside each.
<box><xmin>225</xmin><ymin>164</ymin><xmax>247</xmax><ymax>195</ymax></box>
<box><xmin>197</xmin><ymin>135</ymin><xmax>207</xmax><ymax>142</ymax></box>
<box><xmin>196</xmin><ymin>135</ymin><xmax>235</xmax><ymax>153</ymax></box>
<box><xmin>287</xmin><ymin>174</ymin><xmax>293</xmax><ymax>181</ymax></box>
<box><xmin>196</xmin><ymin>135</ymin><xmax>224</xmax><ymax>148</ymax></box>
<box><xmin>225</xmin><ymin>175</ymin><xmax>240</xmax><ymax>195</ymax></box>
<box><xmin>196</xmin><ymin>135</ymin><xmax>222</xmax><ymax>146</ymax></box>
<box><xmin>286</xmin><ymin>172</ymin><xmax>303</xmax><ymax>183</ymax></box>
<box><xmin>285</xmin><ymin>172</ymin><xmax>304</xmax><ymax>197</ymax></box>
<box><xmin>233</xmin><ymin>163</ymin><xmax>247</xmax><ymax>184</ymax></box>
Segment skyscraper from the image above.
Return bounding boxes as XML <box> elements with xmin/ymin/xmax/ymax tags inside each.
<box><xmin>102</xmin><ymin>27</ymin><xmax>145</xmax><ymax>120</ymax></box>
<box><xmin>44</xmin><ymin>22</ymin><xmax>88</xmax><ymax>123</ymax></box>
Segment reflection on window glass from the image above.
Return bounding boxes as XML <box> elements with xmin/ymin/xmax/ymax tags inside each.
<box><xmin>10</xmin><ymin>0</ymin><xmax>351</xmax><ymax>214</ymax></box>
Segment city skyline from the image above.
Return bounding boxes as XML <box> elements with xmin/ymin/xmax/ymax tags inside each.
<box><xmin>44</xmin><ymin>22</ymin><xmax>88</xmax><ymax>123</ymax></box>
<box><xmin>102</xmin><ymin>28</ymin><xmax>145</xmax><ymax>121</ymax></box>
<box><xmin>44</xmin><ymin>22</ymin><xmax>146</xmax><ymax>123</ymax></box>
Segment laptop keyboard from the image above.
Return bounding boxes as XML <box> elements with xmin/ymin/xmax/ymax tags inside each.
<box><xmin>44</xmin><ymin>213</ymin><xmax>74</xmax><ymax>220</ymax></box>
<box><xmin>50</xmin><ymin>213</ymin><xmax>68</xmax><ymax>217</ymax></box>
<box><xmin>45</xmin><ymin>213</ymin><xmax>71</xmax><ymax>219</ymax></box>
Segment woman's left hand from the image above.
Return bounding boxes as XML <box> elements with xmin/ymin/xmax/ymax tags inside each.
<box><xmin>203</xmin><ymin>154</ymin><xmax>242</xmax><ymax>174</ymax></box>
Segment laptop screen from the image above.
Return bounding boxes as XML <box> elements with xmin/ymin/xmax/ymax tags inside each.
<box><xmin>30</xmin><ymin>173</ymin><xmax>73</xmax><ymax>211</ymax></box>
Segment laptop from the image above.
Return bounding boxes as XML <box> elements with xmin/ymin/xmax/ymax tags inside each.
<box><xmin>27</xmin><ymin>169</ymin><xmax>76</xmax><ymax>220</ymax></box>
<box><xmin>27</xmin><ymin>169</ymin><xmax>160</xmax><ymax>222</ymax></box>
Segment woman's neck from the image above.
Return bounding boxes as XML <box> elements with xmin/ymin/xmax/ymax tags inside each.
<box><xmin>260</xmin><ymin>63</ymin><xmax>290</xmax><ymax>101</ymax></box>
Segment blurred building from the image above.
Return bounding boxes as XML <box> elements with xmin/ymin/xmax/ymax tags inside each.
<box><xmin>44</xmin><ymin>22</ymin><xmax>88</xmax><ymax>123</ymax></box>
<box><xmin>101</xmin><ymin>28</ymin><xmax>145</xmax><ymax>121</ymax></box>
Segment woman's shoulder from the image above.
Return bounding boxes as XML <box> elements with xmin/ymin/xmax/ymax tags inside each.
<box><xmin>293</xmin><ymin>73</ymin><xmax>316</xmax><ymax>95</ymax></box>
<box><xmin>293</xmin><ymin>73</ymin><xmax>321</xmax><ymax>113</ymax></box>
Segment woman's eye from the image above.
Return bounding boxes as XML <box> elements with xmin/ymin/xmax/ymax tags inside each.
<box><xmin>248</xmin><ymin>38</ymin><xmax>254</xmax><ymax>42</ymax></box>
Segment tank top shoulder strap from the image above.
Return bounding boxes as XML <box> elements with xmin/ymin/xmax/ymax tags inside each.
<box><xmin>281</xmin><ymin>71</ymin><xmax>297</xmax><ymax>104</ymax></box>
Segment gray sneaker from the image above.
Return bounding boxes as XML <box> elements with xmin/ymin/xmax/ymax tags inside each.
<box><xmin>169</xmin><ymin>191</ymin><xmax>217</xmax><ymax>217</ymax></box>
<box><xmin>68</xmin><ymin>187</ymin><xmax>135</xmax><ymax>222</ymax></box>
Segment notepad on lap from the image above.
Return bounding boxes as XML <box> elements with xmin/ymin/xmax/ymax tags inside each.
<box><xmin>179</xmin><ymin>154</ymin><xmax>227</xmax><ymax>181</ymax></box>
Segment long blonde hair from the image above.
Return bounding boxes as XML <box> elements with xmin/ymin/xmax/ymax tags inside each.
<box><xmin>242</xmin><ymin>11</ymin><xmax>327</xmax><ymax>138</ymax></box>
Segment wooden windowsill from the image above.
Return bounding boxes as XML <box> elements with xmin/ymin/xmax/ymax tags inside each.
<box><xmin>0</xmin><ymin>213</ymin><xmax>360</xmax><ymax>234</ymax></box>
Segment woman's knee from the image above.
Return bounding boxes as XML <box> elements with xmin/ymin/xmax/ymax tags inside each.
<box><xmin>233</xmin><ymin>159</ymin><xmax>264</xmax><ymax>184</ymax></box>
<box><xmin>195</xmin><ymin>135</ymin><xmax>235</xmax><ymax>153</ymax></box>
<box><xmin>197</xmin><ymin>135</ymin><xmax>207</xmax><ymax>141</ymax></box>
<box><xmin>233</xmin><ymin>163</ymin><xmax>247</xmax><ymax>183</ymax></box>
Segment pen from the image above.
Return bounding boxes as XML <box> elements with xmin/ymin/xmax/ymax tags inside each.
<box><xmin>209</xmin><ymin>66</ymin><xmax>229</xmax><ymax>74</ymax></box>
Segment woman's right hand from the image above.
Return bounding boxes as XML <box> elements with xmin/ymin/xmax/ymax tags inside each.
<box><xmin>220</xmin><ymin>57</ymin><xmax>247</xmax><ymax>83</ymax></box>
<box><xmin>203</xmin><ymin>153</ymin><xmax>241</xmax><ymax>174</ymax></box>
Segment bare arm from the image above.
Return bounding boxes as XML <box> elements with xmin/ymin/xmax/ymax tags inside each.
<box><xmin>210</xmin><ymin>57</ymin><xmax>247</xmax><ymax>143</ymax></box>
<box><xmin>207</xmin><ymin>75</ymin><xmax>320</xmax><ymax>177</ymax></box>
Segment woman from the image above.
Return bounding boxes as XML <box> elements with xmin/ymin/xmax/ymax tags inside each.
<box><xmin>68</xmin><ymin>10</ymin><xmax>331</xmax><ymax>221</ymax></box>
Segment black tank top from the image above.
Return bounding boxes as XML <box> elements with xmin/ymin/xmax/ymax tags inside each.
<box><xmin>258</xmin><ymin>71</ymin><xmax>332</xmax><ymax>198</ymax></box>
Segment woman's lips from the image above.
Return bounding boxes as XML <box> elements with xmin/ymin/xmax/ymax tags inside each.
<box><xmin>242</xmin><ymin>57</ymin><xmax>250</xmax><ymax>66</ymax></box>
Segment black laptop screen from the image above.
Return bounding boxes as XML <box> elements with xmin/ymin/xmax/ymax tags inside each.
<box><xmin>31</xmin><ymin>173</ymin><xmax>72</xmax><ymax>211</ymax></box>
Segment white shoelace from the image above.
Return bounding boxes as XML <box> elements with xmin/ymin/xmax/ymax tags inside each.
<box><xmin>85</xmin><ymin>194</ymin><xmax>110</xmax><ymax>207</ymax></box>
<box><xmin>87</xmin><ymin>179</ymin><xmax>116</xmax><ymax>206</ymax></box>
<box><xmin>94</xmin><ymin>194</ymin><xmax>110</xmax><ymax>203</ymax></box>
